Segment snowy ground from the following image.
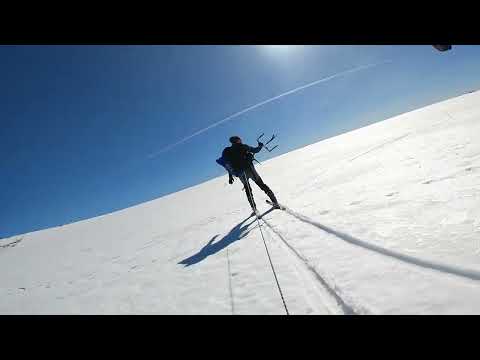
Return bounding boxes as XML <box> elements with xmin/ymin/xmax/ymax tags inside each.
<box><xmin>2</xmin><ymin>91</ymin><xmax>480</xmax><ymax>314</ymax></box>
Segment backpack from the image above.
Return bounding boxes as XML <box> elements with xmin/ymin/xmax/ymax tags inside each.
<box><xmin>216</xmin><ymin>145</ymin><xmax>258</xmax><ymax>177</ymax></box>
<box><xmin>216</xmin><ymin>156</ymin><xmax>239</xmax><ymax>176</ymax></box>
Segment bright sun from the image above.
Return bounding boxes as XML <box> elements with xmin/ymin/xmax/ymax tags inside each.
<box><xmin>265</xmin><ymin>45</ymin><xmax>293</xmax><ymax>50</ymax></box>
<box><xmin>261</xmin><ymin>45</ymin><xmax>305</xmax><ymax>55</ymax></box>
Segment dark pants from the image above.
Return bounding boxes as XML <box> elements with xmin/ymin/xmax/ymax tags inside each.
<box><xmin>238</xmin><ymin>166</ymin><xmax>277</xmax><ymax>210</ymax></box>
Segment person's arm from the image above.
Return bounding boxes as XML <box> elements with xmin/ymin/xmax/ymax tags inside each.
<box><xmin>247</xmin><ymin>142</ymin><xmax>263</xmax><ymax>154</ymax></box>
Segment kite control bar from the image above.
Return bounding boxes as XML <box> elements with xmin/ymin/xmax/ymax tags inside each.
<box><xmin>257</xmin><ymin>133</ymin><xmax>278</xmax><ymax>152</ymax></box>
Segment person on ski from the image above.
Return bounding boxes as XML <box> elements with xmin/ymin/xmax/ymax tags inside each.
<box><xmin>216</xmin><ymin>135</ymin><xmax>279</xmax><ymax>212</ymax></box>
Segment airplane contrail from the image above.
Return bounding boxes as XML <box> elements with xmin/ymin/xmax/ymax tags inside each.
<box><xmin>148</xmin><ymin>60</ymin><xmax>392</xmax><ymax>158</ymax></box>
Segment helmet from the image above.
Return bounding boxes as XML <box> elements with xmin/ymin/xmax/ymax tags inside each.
<box><xmin>229</xmin><ymin>136</ymin><xmax>242</xmax><ymax>144</ymax></box>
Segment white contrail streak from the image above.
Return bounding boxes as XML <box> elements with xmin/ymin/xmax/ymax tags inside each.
<box><xmin>149</xmin><ymin>60</ymin><xmax>392</xmax><ymax>158</ymax></box>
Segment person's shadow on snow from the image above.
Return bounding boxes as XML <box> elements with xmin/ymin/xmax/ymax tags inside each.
<box><xmin>178</xmin><ymin>208</ymin><xmax>275</xmax><ymax>267</ymax></box>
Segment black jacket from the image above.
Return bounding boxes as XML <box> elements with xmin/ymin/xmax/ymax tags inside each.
<box><xmin>222</xmin><ymin>143</ymin><xmax>263</xmax><ymax>174</ymax></box>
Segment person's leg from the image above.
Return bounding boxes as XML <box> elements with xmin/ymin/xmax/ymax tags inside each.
<box><xmin>249</xmin><ymin>166</ymin><xmax>278</xmax><ymax>204</ymax></box>
<box><xmin>239</xmin><ymin>172</ymin><xmax>257</xmax><ymax>210</ymax></box>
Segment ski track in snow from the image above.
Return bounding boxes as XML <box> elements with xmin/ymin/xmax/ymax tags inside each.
<box><xmin>261</xmin><ymin>216</ymin><xmax>363</xmax><ymax>315</ymax></box>
<box><xmin>0</xmin><ymin>238</ymin><xmax>23</xmax><ymax>249</ymax></box>
<box><xmin>279</xmin><ymin>204</ymin><xmax>480</xmax><ymax>282</ymax></box>
<box><xmin>226</xmin><ymin>248</ymin><xmax>235</xmax><ymax>315</ymax></box>
<box><xmin>348</xmin><ymin>133</ymin><xmax>412</xmax><ymax>163</ymax></box>
<box><xmin>295</xmin><ymin>133</ymin><xmax>412</xmax><ymax>196</ymax></box>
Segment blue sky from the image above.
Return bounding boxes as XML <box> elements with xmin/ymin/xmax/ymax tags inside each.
<box><xmin>2</xmin><ymin>45</ymin><xmax>480</xmax><ymax>238</ymax></box>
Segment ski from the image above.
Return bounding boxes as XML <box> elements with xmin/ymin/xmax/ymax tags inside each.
<box><xmin>266</xmin><ymin>200</ymin><xmax>286</xmax><ymax>210</ymax></box>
